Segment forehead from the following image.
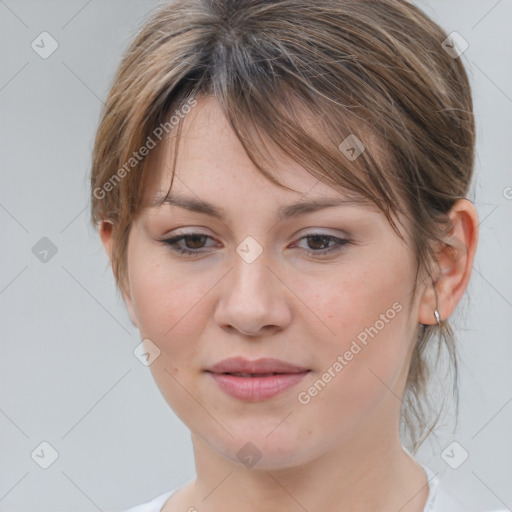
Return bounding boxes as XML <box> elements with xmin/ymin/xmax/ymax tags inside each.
<box><xmin>141</xmin><ymin>95</ymin><xmax>371</xmax><ymax>206</ymax></box>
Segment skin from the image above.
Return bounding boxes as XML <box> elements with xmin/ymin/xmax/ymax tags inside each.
<box><xmin>100</xmin><ymin>95</ymin><xmax>478</xmax><ymax>512</ymax></box>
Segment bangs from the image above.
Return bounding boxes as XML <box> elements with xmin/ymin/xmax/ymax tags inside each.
<box><xmin>145</xmin><ymin>81</ymin><xmax>406</xmax><ymax>240</ymax></box>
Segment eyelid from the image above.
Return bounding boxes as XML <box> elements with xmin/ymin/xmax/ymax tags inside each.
<box><xmin>162</xmin><ymin>227</ymin><xmax>351</xmax><ymax>244</ymax></box>
<box><xmin>297</xmin><ymin>227</ymin><xmax>352</xmax><ymax>238</ymax></box>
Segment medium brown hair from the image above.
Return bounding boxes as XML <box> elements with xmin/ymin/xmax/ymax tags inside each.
<box><xmin>90</xmin><ymin>0</ymin><xmax>475</xmax><ymax>452</ymax></box>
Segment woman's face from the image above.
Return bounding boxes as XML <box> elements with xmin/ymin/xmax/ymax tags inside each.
<box><xmin>121</xmin><ymin>96</ymin><xmax>425</xmax><ymax>469</ymax></box>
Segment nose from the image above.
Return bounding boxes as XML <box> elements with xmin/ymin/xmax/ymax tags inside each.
<box><xmin>213</xmin><ymin>250</ymin><xmax>292</xmax><ymax>337</ymax></box>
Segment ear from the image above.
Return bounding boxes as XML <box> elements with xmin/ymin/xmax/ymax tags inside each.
<box><xmin>418</xmin><ymin>199</ymin><xmax>479</xmax><ymax>325</ymax></box>
<box><xmin>99</xmin><ymin>221</ymin><xmax>139</xmax><ymax>328</ymax></box>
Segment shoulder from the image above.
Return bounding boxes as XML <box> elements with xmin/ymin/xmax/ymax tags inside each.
<box><xmin>429</xmin><ymin>475</ymin><xmax>508</xmax><ymax>512</ymax></box>
<box><xmin>419</xmin><ymin>461</ymin><xmax>507</xmax><ymax>512</ymax></box>
<box><xmin>121</xmin><ymin>489</ymin><xmax>177</xmax><ymax>512</ymax></box>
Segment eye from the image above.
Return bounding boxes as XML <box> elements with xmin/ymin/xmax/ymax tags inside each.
<box><xmin>161</xmin><ymin>233</ymin><xmax>217</xmax><ymax>255</ymax></box>
<box><xmin>161</xmin><ymin>231</ymin><xmax>352</xmax><ymax>257</ymax></box>
<box><xmin>293</xmin><ymin>232</ymin><xmax>352</xmax><ymax>257</ymax></box>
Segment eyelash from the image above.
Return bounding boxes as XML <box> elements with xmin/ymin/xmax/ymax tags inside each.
<box><xmin>161</xmin><ymin>231</ymin><xmax>352</xmax><ymax>258</ymax></box>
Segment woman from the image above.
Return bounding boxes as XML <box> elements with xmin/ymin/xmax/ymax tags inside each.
<box><xmin>90</xmin><ymin>1</ymin><xmax>504</xmax><ymax>510</ymax></box>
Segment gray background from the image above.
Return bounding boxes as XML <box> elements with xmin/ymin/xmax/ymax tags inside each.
<box><xmin>0</xmin><ymin>0</ymin><xmax>511</xmax><ymax>510</ymax></box>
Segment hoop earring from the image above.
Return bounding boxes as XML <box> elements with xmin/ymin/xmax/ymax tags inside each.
<box><xmin>432</xmin><ymin>279</ymin><xmax>441</xmax><ymax>326</ymax></box>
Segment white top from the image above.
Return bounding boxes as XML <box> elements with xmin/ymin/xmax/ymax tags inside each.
<box><xmin>121</xmin><ymin>464</ymin><xmax>509</xmax><ymax>512</ymax></box>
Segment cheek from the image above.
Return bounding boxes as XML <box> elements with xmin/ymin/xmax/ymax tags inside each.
<box><xmin>127</xmin><ymin>253</ymin><xmax>217</xmax><ymax>423</ymax></box>
<box><xmin>128</xmin><ymin>251</ymin><xmax>213</xmax><ymax>354</ymax></box>
<box><xmin>292</xmin><ymin>251</ymin><xmax>414</xmax><ymax>417</ymax></box>
<box><xmin>296</xmin><ymin>251</ymin><xmax>411</xmax><ymax>348</ymax></box>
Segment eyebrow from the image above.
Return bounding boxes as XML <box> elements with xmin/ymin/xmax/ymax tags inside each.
<box><xmin>148</xmin><ymin>193</ymin><xmax>369</xmax><ymax>221</ymax></box>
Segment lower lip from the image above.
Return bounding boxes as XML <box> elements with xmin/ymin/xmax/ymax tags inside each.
<box><xmin>207</xmin><ymin>371</ymin><xmax>310</xmax><ymax>401</ymax></box>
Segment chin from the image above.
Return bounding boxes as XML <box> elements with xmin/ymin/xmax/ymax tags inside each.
<box><xmin>205</xmin><ymin>423</ymin><xmax>317</xmax><ymax>471</ymax></box>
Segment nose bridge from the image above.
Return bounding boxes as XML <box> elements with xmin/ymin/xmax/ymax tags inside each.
<box><xmin>229</xmin><ymin>247</ymin><xmax>274</xmax><ymax>313</ymax></box>
<box><xmin>231</xmin><ymin>234</ymin><xmax>273</xmax><ymax>297</ymax></box>
<box><xmin>214</xmin><ymin>241</ymin><xmax>290</xmax><ymax>335</ymax></box>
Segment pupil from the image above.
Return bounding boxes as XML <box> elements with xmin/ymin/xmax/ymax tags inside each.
<box><xmin>308</xmin><ymin>235</ymin><xmax>328</xmax><ymax>250</ymax></box>
<box><xmin>187</xmin><ymin>235</ymin><xmax>206</xmax><ymax>249</ymax></box>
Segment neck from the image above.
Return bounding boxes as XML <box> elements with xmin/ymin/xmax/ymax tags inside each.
<box><xmin>187</xmin><ymin>419</ymin><xmax>429</xmax><ymax>512</ymax></box>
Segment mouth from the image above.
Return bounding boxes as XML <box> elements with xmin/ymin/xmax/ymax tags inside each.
<box><xmin>205</xmin><ymin>357</ymin><xmax>311</xmax><ymax>401</ymax></box>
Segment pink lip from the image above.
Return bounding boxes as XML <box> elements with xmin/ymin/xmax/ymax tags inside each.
<box><xmin>205</xmin><ymin>357</ymin><xmax>310</xmax><ymax>401</ymax></box>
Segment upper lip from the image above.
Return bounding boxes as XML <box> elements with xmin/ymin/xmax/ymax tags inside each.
<box><xmin>206</xmin><ymin>357</ymin><xmax>310</xmax><ymax>374</ymax></box>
